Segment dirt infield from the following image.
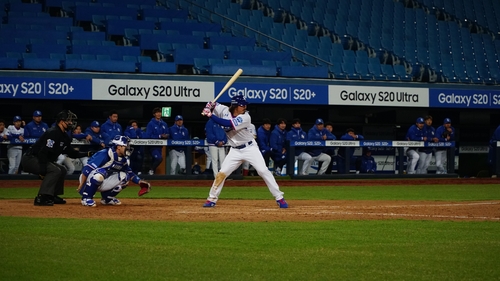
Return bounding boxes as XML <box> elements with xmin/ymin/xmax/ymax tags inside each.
<box><xmin>0</xmin><ymin>199</ymin><xmax>499</xmax><ymax>222</ymax></box>
<box><xmin>1</xmin><ymin>178</ymin><xmax>499</xmax><ymax>222</ymax></box>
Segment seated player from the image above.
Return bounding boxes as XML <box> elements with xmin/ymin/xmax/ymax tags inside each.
<box><xmin>77</xmin><ymin>135</ymin><xmax>150</xmax><ymax>207</ymax></box>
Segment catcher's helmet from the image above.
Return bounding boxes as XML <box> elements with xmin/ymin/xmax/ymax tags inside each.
<box><xmin>231</xmin><ymin>94</ymin><xmax>249</xmax><ymax>106</ymax></box>
<box><xmin>111</xmin><ymin>135</ymin><xmax>133</xmax><ymax>156</ymax></box>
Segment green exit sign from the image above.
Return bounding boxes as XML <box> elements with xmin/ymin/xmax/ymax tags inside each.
<box><xmin>161</xmin><ymin>107</ymin><xmax>171</xmax><ymax>117</ymax></box>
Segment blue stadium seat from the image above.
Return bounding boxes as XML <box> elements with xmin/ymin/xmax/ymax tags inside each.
<box><xmin>280</xmin><ymin>65</ymin><xmax>329</xmax><ymax>78</ymax></box>
<box><xmin>393</xmin><ymin>65</ymin><xmax>412</xmax><ymax>81</ymax></box>
<box><xmin>380</xmin><ymin>64</ymin><xmax>399</xmax><ymax>81</ymax></box>
<box><xmin>21</xmin><ymin>53</ymin><xmax>61</xmax><ymax>70</ymax></box>
<box><xmin>341</xmin><ymin>63</ymin><xmax>360</xmax><ymax>80</ymax></box>
<box><xmin>354</xmin><ymin>63</ymin><xmax>373</xmax><ymax>80</ymax></box>
<box><xmin>174</xmin><ymin>49</ymin><xmax>225</xmax><ymax>65</ymax></box>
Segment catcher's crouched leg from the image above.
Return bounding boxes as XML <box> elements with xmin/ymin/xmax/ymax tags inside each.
<box><xmin>99</xmin><ymin>172</ymin><xmax>128</xmax><ymax>205</ymax></box>
<box><xmin>79</xmin><ymin>170</ymin><xmax>105</xmax><ymax>207</ymax></box>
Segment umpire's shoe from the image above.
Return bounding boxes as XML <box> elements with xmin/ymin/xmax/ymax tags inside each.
<box><xmin>34</xmin><ymin>194</ymin><xmax>54</xmax><ymax>206</ymax></box>
<box><xmin>53</xmin><ymin>195</ymin><xmax>67</xmax><ymax>204</ymax></box>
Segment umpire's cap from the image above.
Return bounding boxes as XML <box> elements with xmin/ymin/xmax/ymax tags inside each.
<box><xmin>231</xmin><ymin>94</ymin><xmax>249</xmax><ymax>106</ymax></box>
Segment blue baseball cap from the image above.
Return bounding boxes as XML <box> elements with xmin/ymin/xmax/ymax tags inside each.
<box><xmin>175</xmin><ymin>115</ymin><xmax>183</xmax><ymax>121</ymax></box>
<box><xmin>315</xmin><ymin>118</ymin><xmax>324</xmax><ymax>125</ymax></box>
<box><xmin>443</xmin><ymin>118</ymin><xmax>451</xmax><ymax>124</ymax></box>
<box><xmin>33</xmin><ymin>110</ymin><xmax>42</xmax><ymax>117</ymax></box>
<box><xmin>13</xmin><ymin>116</ymin><xmax>22</xmax><ymax>122</ymax></box>
<box><xmin>231</xmin><ymin>94</ymin><xmax>249</xmax><ymax>106</ymax></box>
<box><xmin>416</xmin><ymin>117</ymin><xmax>424</xmax><ymax>124</ymax></box>
<box><xmin>91</xmin><ymin>121</ymin><xmax>100</xmax><ymax>127</ymax></box>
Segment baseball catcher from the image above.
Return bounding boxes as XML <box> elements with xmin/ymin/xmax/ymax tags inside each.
<box><xmin>77</xmin><ymin>135</ymin><xmax>150</xmax><ymax>207</ymax></box>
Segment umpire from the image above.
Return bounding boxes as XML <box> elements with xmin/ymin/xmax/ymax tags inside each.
<box><xmin>22</xmin><ymin>110</ymin><xmax>94</xmax><ymax>206</ymax></box>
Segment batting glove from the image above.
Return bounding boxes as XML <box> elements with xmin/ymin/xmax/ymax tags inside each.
<box><xmin>205</xmin><ymin>101</ymin><xmax>216</xmax><ymax>110</ymax></box>
<box><xmin>202</xmin><ymin>107</ymin><xmax>212</xmax><ymax>117</ymax></box>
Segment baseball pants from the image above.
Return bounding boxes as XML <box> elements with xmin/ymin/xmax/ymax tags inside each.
<box><xmin>406</xmin><ymin>149</ymin><xmax>419</xmax><ymax>174</ymax></box>
<box><xmin>79</xmin><ymin>169</ymin><xmax>129</xmax><ymax>200</ymax></box>
<box><xmin>207</xmin><ymin>141</ymin><xmax>284</xmax><ymax>202</ymax></box>
<box><xmin>435</xmin><ymin>150</ymin><xmax>447</xmax><ymax>174</ymax></box>
<box><xmin>169</xmin><ymin>149</ymin><xmax>186</xmax><ymax>174</ymax></box>
<box><xmin>7</xmin><ymin>147</ymin><xmax>22</xmax><ymax>174</ymax></box>
<box><xmin>209</xmin><ymin>145</ymin><xmax>226</xmax><ymax>177</ymax></box>
<box><xmin>22</xmin><ymin>154</ymin><xmax>67</xmax><ymax>196</ymax></box>
<box><xmin>416</xmin><ymin>152</ymin><xmax>432</xmax><ymax>174</ymax></box>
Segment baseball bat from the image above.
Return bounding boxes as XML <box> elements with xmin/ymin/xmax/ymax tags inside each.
<box><xmin>202</xmin><ymin>68</ymin><xmax>243</xmax><ymax>115</ymax></box>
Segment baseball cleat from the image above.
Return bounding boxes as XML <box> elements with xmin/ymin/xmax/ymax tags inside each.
<box><xmin>203</xmin><ymin>200</ymin><xmax>216</xmax><ymax>208</ymax></box>
<box><xmin>100</xmin><ymin>197</ymin><xmax>122</xmax><ymax>205</ymax></box>
<box><xmin>276</xmin><ymin>198</ymin><xmax>288</xmax><ymax>208</ymax></box>
<box><xmin>81</xmin><ymin>198</ymin><xmax>97</xmax><ymax>207</ymax></box>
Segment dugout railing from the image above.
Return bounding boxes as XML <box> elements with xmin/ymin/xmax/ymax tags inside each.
<box><xmin>2</xmin><ymin>139</ymin><xmax>499</xmax><ymax>179</ymax></box>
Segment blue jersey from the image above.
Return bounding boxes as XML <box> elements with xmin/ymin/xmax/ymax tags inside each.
<box><xmin>419</xmin><ymin>124</ymin><xmax>436</xmax><ymax>153</ymax></box>
<box><xmin>406</xmin><ymin>124</ymin><xmax>425</xmax><ymax>151</ymax></box>
<box><xmin>257</xmin><ymin>125</ymin><xmax>271</xmax><ymax>155</ymax></box>
<box><xmin>490</xmin><ymin>125</ymin><xmax>500</xmax><ymax>147</ymax></box>
<box><xmin>101</xmin><ymin>118</ymin><xmax>123</xmax><ymax>145</ymax></box>
<box><xmin>125</xmin><ymin>125</ymin><xmax>143</xmax><ymax>139</ymax></box>
<box><xmin>170</xmin><ymin>124</ymin><xmax>189</xmax><ymax>152</ymax></box>
<box><xmin>307</xmin><ymin>125</ymin><xmax>335</xmax><ymax>157</ymax></box>
<box><xmin>24</xmin><ymin>121</ymin><xmax>48</xmax><ymax>138</ymax></box>
<box><xmin>205</xmin><ymin>119</ymin><xmax>227</xmax><ymax>145</ymax></box>
<box><xmin>286</xmin><ymin>127</ymin><xmax>307</xmax><ymax>156</ymax></box>
<box><xmin>145</xmin><ymin>118</ymin><xmax>169</xmax><ymax>139</ymax></box>
<box><xmin>360</xmin><ymin>155</ymin><xmax>377</xmax><ymax>173</ymax></box>
<box><xmin>270</xmin><ymin>125</ymin><xmax>287</xmax><ymax>160</ymax></box>
<box><xmin>435</xmin><ymin>125</ymin><xmax>455</xmax><ymax>151</ymax></box>
<box><xmin>82</xmin><ymin>147</ymin><xmax>140</xmax><ymax>184</ymax></box>
<box><xmin>338</xmin><ymin>133</ymin><xmax>363</xmax><ymax>158</ymax></box>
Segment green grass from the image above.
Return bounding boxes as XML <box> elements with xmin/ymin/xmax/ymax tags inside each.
<box><xmin>1</xmin><ymin>217</ymin><xmax>499</xmax><ymax>281</ymax></box>
<box><xmin>1</xmin><ymin>184</ymin><xmax>499</xmax><ymax>280</ymax></box>
<box><xmin>1</xmin><ymin>184</ymin><xmax>499</xmax><ymax>201</ymax></box>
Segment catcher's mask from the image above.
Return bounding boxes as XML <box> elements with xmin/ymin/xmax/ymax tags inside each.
<box><xmin>56</xmin><ymin>110</ymin><xmax>77</xmax><ymax>131</ymax></box>
<box><xmin>111</xmin><ymin>135</ymin><xmax>134</xmax><ymax>157</ymax></box>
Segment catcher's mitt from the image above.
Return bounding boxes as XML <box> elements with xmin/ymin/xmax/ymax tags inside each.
<box><xmin>138</xmin><ymin>180</ymin><xmax>151</xmax><ymax>197</ymax></box>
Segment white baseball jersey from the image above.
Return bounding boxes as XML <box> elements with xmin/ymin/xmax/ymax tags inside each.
<box><xmin>213</xmin><ymin>104</ymin><xmax>253</xmax><ymax>147</ymax></box>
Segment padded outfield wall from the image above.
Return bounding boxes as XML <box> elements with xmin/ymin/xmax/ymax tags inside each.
<box><xmin>1</xmin><ymin>70</ymin><xmax>498</xmax><ymax>176</ymax></box>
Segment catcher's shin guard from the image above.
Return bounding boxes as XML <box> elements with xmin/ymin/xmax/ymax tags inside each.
<box><xmin>79</xmin><ymin>172</ymin><xmax>104</xmax><ymax>199</ymax></box>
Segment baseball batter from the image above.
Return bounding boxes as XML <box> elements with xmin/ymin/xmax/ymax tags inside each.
<box><xmin>201</xmin><ymin>95</ymin><xmax>288</xmax><ymax>208</ymax></box>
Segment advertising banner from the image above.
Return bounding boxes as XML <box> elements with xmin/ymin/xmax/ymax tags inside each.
<box><xmin>429</xmin><ymin>88</ymin><xmax>500</xmax><ymax>108</ymax></box>
<box><xmin>92</xmin><ymin>79</ymin><xmax>214</xmax><ymax>102</ymax></box>
<box><xmin>215</xmin><ymin>82</ymin><xmax>328</xmax><ymax>105</ymax></box>
<box><xmin>328</xmin><ymin>85</ymin><xmax>429</xmax><ymax>107</ymax></box>
<box><xmin>0</xmin><ymin>76</ymin><xmax>92</xmax><ymax>100</ymax></box>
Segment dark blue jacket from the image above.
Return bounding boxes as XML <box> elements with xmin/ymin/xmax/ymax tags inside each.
<box><xmin>490</xmin><ymin>125</ymin><xmax>500</xmax><ymax>147</ymax></box>
<box><xmin>101</xmin><ymin>118</ymin><xmax>123</xmax><ymax>145</ymax></box>
<box><xmin>81</xmin><ymin>127</ymin><xmax>107</xmax><ymax>152</ymax></box>
<box><xmin>125</xmin><ymin>125</ymin><xmax>143</xmax><ymax>139</ymax></box>
<box><xmin>360</xmin><ymin>155</ymin><xmax>377</xmax><ymax>173</ymax></box>
<box><xmin>307</xmin><ymin>125</ymin><xmax>335</xmax><ymax>157</ymax></box>
<box><xmin>286</xmin><ymin>127</ymin><xmax>307</xmax><ymax>156</ymax></box>
<box><xmin>170</xmin><ymin>124</ymin><xmax>189</xmax><ymax>152</ymax></box>
<box><xmin>406</xmin><ymin>124</ymin><xmax>425</xmax><ymax>151</ymax></box>
<box><xmin>257</xmin><ymin>125</ymin><xmax>272</xmax><ymax>155</ymax></box>
<box><xmin>338</xmin><ymin>133</ymin><xmax>364</xmax><ymax>158</ymax></box>
<box><xmin>24</xmin><ymin>121</ymin><xmax>48</xmax><ymax>138</ymax></box>
<box><xmin>270</xmin><ymin>125</ymin><xmax>287</xmax><ymax>161</ymax></box>
<box><xmin>435</xmin><ymin>125</ymin><xmax>455</xmax><ymax>150</ymax></box>
<box><xmin>145</xmin><ymin>118</ymin><xmax>169</xmax><ymax>139</ymax></box>
<box><xmin>205</xmin><ymin>119</ymin><xmax>227</xmax><ymax>146</ymax></box>
<box><xmin>419</xmin><ymin>124</ymin><xmax>436</xmax><ymax>154</ymax></box>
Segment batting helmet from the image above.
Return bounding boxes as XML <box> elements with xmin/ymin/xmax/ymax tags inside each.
<box><xmin>231</xmin><ymin>94</ymin><xmax>249</xmax><ymax>106</ymax></box>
